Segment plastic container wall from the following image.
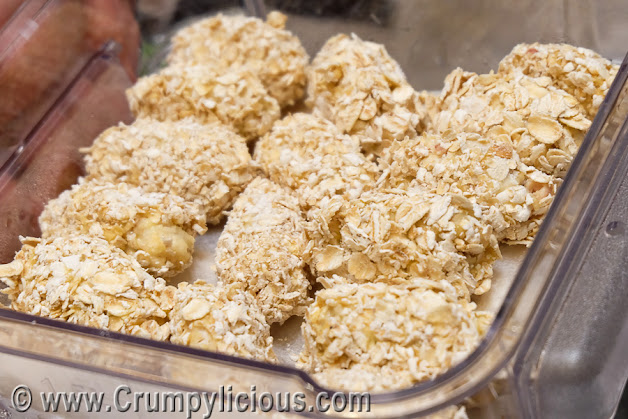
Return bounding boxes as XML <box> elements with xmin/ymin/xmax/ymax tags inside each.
<box><xmin>0</xmin><ymin>1</ymin><xmax>627</xmax><ymax>418</ymax></box>
<box><xmin>466</xmin><ymin>51</ymin><xmax>628</xmax><ymax>419</ymax></box>
<box><xmin>0</xmin><ymin>0</ymin><xmax>138</xmax><ymax>162</ymax></box>
<box><xmin>139</xmin><ymin>0</ymin><xmax>628</xmax><ymax>86</ymax></box>
<box><xmin>511</xmin><ymin>54</ymin><xmax>628</xmax><ymax>419</ymax></box>
<box><xmin>0</xmin><ymin>53</ymin><xmax>625</xmax><ymax>419</ymax></box>
<box><xmin>0</xmin><ymin>0</ymin><xmax>90</xmax><ymax>157</ymax></box>
<box><xmin>0</xmin><ymin>42</ymin><xmax>133</xmax><ymax>265</ymax></box>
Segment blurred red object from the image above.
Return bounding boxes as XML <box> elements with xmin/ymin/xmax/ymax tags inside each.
<box><xmin>0</xmin><ymin>43</ymin><xmax>134</xmax><ymax>263</ymax></box>
<box><xmin>84</xmin><ymin>0</ymin><xmax>140</xmax><ymax>79</ymax></box>
<box><xmin>0</xmin><ymin>0</ymin><xmax>22</xmax><ymax>28</ymax></box>
<box><xmin>0</xmin><ymin>0</ymin><xmax>139</xmax><ymax>151</ymax></box>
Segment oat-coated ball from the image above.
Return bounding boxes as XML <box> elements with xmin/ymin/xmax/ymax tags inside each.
<box><xmin>0</xmin><ymin>235</ymin><xmax>175</xmax><ymax>340</ymax></box>
<box><xmin>39</xmin><ymin>179</ymin><xmax>207</xmax><ymax>277</ymax></box>
<box><xmin>168</xmin><ymin>11</ymin><xmax>309</xmax><ymax>108</ymax></box>
<box><xmin>127</xmin><ymin>65</ymin><xmax>280</xmax><ymax>140</ymax></box>
<box><xmin>169</xmin><ymin>281</ymin><xmax>276</xmax><ymax>363</ymax></box>
<box><xmin>83</xmin><ymin>118</ymin><xmax>255</xmax><ymax>224</ymax></box>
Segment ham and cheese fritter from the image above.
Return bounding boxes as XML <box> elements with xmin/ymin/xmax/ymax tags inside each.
<box><xmin>307</xmin><ymin>34</ymin><xmax>429</xmax><ymax>155</ymax></box>
<box><xmin>254</xmin><ymin>113</ymin><xmax>379</xmax><ymax>211</ymax></box>
<box><xmin>169</xmin><ymin>281</ymin><xmax>276</xmax><ymax>363</ymax></box>
<box><xmin>381</xmin><ymin>131</ymin><xmax>559</xmax><ymax>244</ymax></box>
<box><xmin>0</xmin><ymin>235</ymin><xmax>175</xmax><ymax>341</ymax></box>
<box><xmin>83</xmin><ymin>118</ymin><xmax>254</xmax><ymax>224</ymax></box>
<box><xmin>498</xmin><ymin>42</ymin><xmax>618</xmax><ymax>119</ymax></box>
<box><xmin>307</xmin><ymin>188</ymin><xmax>500</xmax><ymax>298</ymax></box>
<box><xmin>432</xmin><ymin>68</ymin><xmax>591</xmax><ymax>178</ymax></box>
<box><xmin>168</xmin><ymin>11</ymin><xmax>308</xmax><ymax>108</ymax></box>
<box><xmin>39</xmin><ymin>180</ymin><xmax>207</xmax><ymax>277</ymax></box>
<box><xmin>215</xmin><ymin>177</ymin><xmax>311</xmax><ymax>325</ymax></box>
<box><xmin>298</xmin><ymin>280</ymin><xmax>491</xmax><ymax>392</ymax></box>
<box><xmin>127</xmin><ymin>65</ymin><xmax>280</xmax><ymax>140</ymax></box>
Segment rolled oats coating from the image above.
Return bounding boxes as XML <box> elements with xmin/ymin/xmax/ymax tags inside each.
<box><xmin>168</xmin><ymin>11</ymin><xmax>308</xmax><ymax>107</ymax></box>
<box><xmin>169</xmin><ymin>281</ymin><xmax>276</xmax><ymax>362</ymax></box>
<box><xmin>307</xmin><ymin>34</ymin><xmax>429</xmax><ymax>155</ymax></box>
<box><xmin>381</xmin><ymin>131</ymin><xmax>560</xmax><ymax>244</ymax></box>
<box><xmin>298</xmin><ymin>280</ymin><xmax>492</xmax><ymax>391</ymax></box>
<box><xmin>3</xmin><ymin>15</ymin><xmax>614</xmax><ymax>397</ymax></box>
<box><xmin>39</xmin><ymin>180</ymin><xmax>207</xmax><ymax>277</ymax></box>
<box><xmin>127</xmin><ymin>66</ymin><xmax>280</xmax><ymax>140</ymax></box>
<box><xmin>83</xmin><ymin>118</ymin><xmax>255</xmax><ymax>224</ymax></box>
<box><xmin>306</xmin><ymin>188</ymin><xmax>500</xmax><ymax>297</ymax></box>
<box><xmin>428</xmin><ymin>406</ymin><xmax>470</xmax><ymax>419</ymax></box>
<box><xmin>0</xmin><ymin>236</ymin><xmax>175</xmax><ymax>341</ymax></box>
<box><xmin>432</xmin><ymin>68</ymin><xmax>591</xmax><ymax>178</ymax></box>
<box><xmin>498</xmin><ymin>43</ymin><xmax>619</xmax><ymax>119</ymax></box>
<box><xmin>216</xmin><ymin>177</ymin><xmax>311</xmax><ymax>325</ymax></box>
<box><xmin>254</xmin><ymin>113</ymin><xmax>379</xmax><ymax>210</ymax></box>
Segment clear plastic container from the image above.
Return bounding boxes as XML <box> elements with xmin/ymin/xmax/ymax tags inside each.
<box><xmin>1</xmin><ymin>1</ymin><xmax>627</xmax><ymax>418</ymax></box>
<box><xmin>0</xmin><ymin>0</ymin><xmax>91</xmax><ymax>159</ymax></box>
